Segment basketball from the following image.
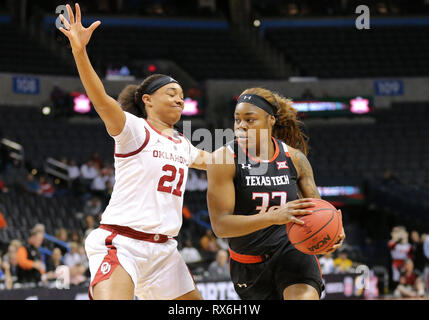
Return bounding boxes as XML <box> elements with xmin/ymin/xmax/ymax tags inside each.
<box><xmin>286</xmin><ymin>198</ymin><xmax>343</xmax><ymax>255</ymax></box>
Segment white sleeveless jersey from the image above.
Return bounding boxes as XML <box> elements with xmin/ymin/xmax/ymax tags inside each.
<box><xmin>100</xmin><ymin>111</ymin><xmax>199</xmax><ymax>236</ymax></box>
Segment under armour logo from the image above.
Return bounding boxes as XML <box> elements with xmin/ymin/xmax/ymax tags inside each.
<box><xmin>276</xmin><ymin>161</ymin><xmax>289</xmax><ymax>170</ymax></box>
<box><xmin>241</xmin><ymin>164</ymin><xmax>252</xmax><ymax>170</ymax></box>
<box><xmin>237</xmin><ymin>283</ymin><xmax>247</xmax><ymax>288</ymax></box>
<box><xmin>242</xmin><ymin>95</ymin><xmax>252</xmax><ymax>100</ymax></box>
<box><xmin>100</xmin><ymin>262</ymin><xmax>111</xmax><ymax>275</ymax></box>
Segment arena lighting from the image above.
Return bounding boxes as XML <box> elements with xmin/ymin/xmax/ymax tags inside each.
<box><xmin>182</xmin><ymin>97</ymin><xmax>199</xmax><ymax>116</ymax></box>
<box><xmin>350</xmin><ymin>97</ymin><xmax>370</xmax><ymax>114</ymax></box>
<box><xmin>317</xmin><ymin>186</ymin><xmax>361</xmax><ymax>197</ymax></box>
<box><xmin>73</xmin><ymin>93</ymin><xmax>91</xmax><ymax>114</ymax></box>
<box><xmin>253</xmin><ymin>19</ymin><xmax>261</xmax><ymax>27</ymax></box>
<box><xmin>42</xmin><ymin>106</ymin><xmax>52</xmax><ymax>116</ymax></box>
<box><xmin>148</xmin><ymin>64</ymin><xmax>157</xmax><ymax>73</ymax></box>
<box><xmin>292</xmin><ymin>101</ymin><xmax>348</xmax><ymax>112</ymax></box>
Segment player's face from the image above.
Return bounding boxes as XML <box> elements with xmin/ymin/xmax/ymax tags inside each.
<box><xmin>145</xmin><ymin>83</ymin><xmax>184</xmax><ymax>125</ymax></box>
<box><xmin>234</xmin><ymin>102</ymin><xmax>272</xmax><ymax>150</ymax></box>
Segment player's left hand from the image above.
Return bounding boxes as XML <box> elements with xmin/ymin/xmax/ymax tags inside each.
<box><xmin>319</xmin><ymin>210</ymin><xmax>345</xmax><ymax>255</ymax></box>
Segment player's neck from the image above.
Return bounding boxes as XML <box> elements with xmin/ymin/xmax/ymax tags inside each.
<box><xmin>250</xmin><ymin>137</ymin><xmax>275</xmax><ymax>160</ymax></box>
<box><xmin>146</xmin><ymin>117</ymin><xmax>175</xmax><ymax>136</ymax></box>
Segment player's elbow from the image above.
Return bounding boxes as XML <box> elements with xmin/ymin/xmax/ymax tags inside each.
<box><xmin>211</xmin><ymin>222</ymin><xmax>226</xmax><ymax>238</ymax></box>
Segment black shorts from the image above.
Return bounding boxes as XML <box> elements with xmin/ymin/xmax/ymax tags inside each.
<box><xmin>229</xmin><ymin>241</ymin><xmax>324</xmax><ymax>300</ymax></box>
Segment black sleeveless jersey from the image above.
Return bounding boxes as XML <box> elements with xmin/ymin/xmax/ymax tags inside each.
<box><xmin>226</xmin><ymin>137</ymin><xmax>299</xmax><ymax>256</ymax></box>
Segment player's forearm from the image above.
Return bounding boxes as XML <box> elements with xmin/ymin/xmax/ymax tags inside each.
<box><xmin>72</xmin><ymin>48</ymin><xmax>110</xmax><ymax>111</ymax></box>
<box><xmin>211</xmin><ymin>212</ymin><xmax>273</xmax><ymax>239</ymax></box>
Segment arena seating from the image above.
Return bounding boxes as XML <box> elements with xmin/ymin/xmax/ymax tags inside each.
<box><xmin>307</xmin><ymin>102</ymin><xmax>429</xmax><ymax>186</ymax></box>
<box><xmin>87</xmin><ymin>26</ymin><xmax>277</xmax><ymax>80</ymax></box>
<box><xmin>264</xmin><ymin>26</ymin><xmax>429</xmax><ymax>78</ymax></box>
<box><xmin>0</xmin><ymin>106</ymin><xmax>114</xmax><ymax>170</ymax></box>
<box><xmin>0</xmin><ymin>23</ymin><xmax>77</xmax><ymax>76</ymax></box>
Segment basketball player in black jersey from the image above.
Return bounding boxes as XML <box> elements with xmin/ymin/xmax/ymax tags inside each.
<box><xmin>207</xmin><ymin>87</ymin><xmax>345</xmax><ymax>300</ymax></box>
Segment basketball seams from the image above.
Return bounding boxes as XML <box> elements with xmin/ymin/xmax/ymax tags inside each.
<box><xmin>288</xmin><ymin>208</ymin><xmax>336</xmax><ymax>246</ymax></box>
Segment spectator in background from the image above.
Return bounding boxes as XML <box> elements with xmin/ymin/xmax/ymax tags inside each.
<box><xmin>3</xmin><ymin>159</ymin><xmax>27</xmax><ymax>188</ymax></box>
<box><xmin>68</xmin><ymin>160</ymin><xmax>81</xmax><ymax>181</ymax></box>
<box><xmin>83</xmin><ymin>197</ymin><xmax>102</xmax><ymax>217</ymax></box>
<box><xmin>38</xmin><ymin>175</ymin><xmax>55</xmax><ymax>197</ymax></box>
<box><xmin>64</xmin><ymin>242</ymin><xmax>84</xmax><ymax>268</ymax></box>
<box><xmin>196</xmin><ymin>171</ymin><xmax>208</xmax><ymax>191</ymax></box>
<box><xmin>319</xmin><ymin>252</ymin><xmax>335</xmax><ymax>274</ymax></box>
<box><xmin>91</xmin><ymin>167</ymin><xmax>108</xmax><ymax>198</ymax></box>
<box><xmin>83</xmin><ymin>215</ymin><xmax>97</xmax><ymax>240</ymax></box>
<box><xmin>2</xmin><ymin>241</ymin><xmax>20</xmax><ymax>288</ymax></box>
<box><xmin>80</xmin><ymin>160</ymin><xmax>98</xmax><ymax>181</ymax></box>
<box><xmin>179</xmin><ymin>239</ymin><xmax>202</xmax><ymax>264</ymax></box>
<box><xmin>389</xmin><ymin>226</ymin><xmax>412</xmax><ymax>285</ymax></box>
<box><xmin>0</xmin><ymin>255</ymin><xmax>13</xmax><ymax>289</ymax></box>
<box><xmin>333</xmin><ymin>249</ymin><xmax>353</xmax><ymax>273</ymax></box>
<box><xmin>23</xmin><ymin>173</ymin><xmax>42</xmax><ymax>195</ymax></box>
<box><xmin>16</xmin><ymin>228</ymin><xmax>45</xmax><ymax>285</ymax></box>
<box><xmin>410</xmin><ymin>230</ymin><xmax>426</xmax><ymax>274</ymax></box>
<box><xmin>185</xmin><ymin>169</ymin><xmax>199</xmax><ymax>191</ymax></box>
<box><xmin>54</xmin><ymin>228</ymin><xmax>69</xmax><ymax>255</ymax></box>
<box><xmin>43</xmin><ymin>247</ymin><xmax>63</xmax><ymax>283</ymax></box>
<box><xmin>200</xmin><ymin>229</ymin><xmax>220</xmax><ymax>261</ymax></box>
<box><xmin>0</xmin><ymin>175</ymin><xmax>8</xmax><ymax>193</ymax></box>
<box><xmin>207</xmin><ymin>249</ymin><xmax>230</xmax><ymax>281</ymax></box>
<box><xmin>394</xmin><ymin>259</ymin><xmax>426</xmax><ymax>298</ymax></box>
<box><xmin>69</xmin><ymin>230</ymin><xmax>82</xmax><ymax>244</ymax></box>
<box><xmin>63</xmin><ymin>242</ymin><xmax>87</xmax><ymax>285</ymax></box>
<box><xmin>91</xmin><ymin>152</ymin><xmax>103</xmax><ymax>169</ymax></box>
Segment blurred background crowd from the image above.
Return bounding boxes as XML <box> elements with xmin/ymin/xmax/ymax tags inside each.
<box><xmin>1</xmin><ymin>0</ymin><xmax>429</xmax><ymax>299</ymax></box>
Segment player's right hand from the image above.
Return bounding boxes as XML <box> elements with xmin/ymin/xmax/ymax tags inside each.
<box><xmin>58</xmin><ymin>3</ymin><xmax>101</xmax><ymax>53</ymax></box>
<box><xmin>261</xmin><ymin>198</ymin><xmax>315</xmax><ymax>226</ymax></box>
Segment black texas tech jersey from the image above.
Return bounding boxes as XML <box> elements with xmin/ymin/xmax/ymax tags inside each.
<box><xmin>226</xmin><ymin>137</ymin><xmax>299</xmax><ymax>256</ymax></box>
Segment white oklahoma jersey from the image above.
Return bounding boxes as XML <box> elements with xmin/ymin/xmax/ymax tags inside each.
<box><xmin>100</xmin><ymin>111</ymin><xmax>199</xmax><ymax>237</ymax></box>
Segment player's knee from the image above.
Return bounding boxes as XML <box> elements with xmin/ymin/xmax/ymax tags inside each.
<box><xmin>283</xmin><ymin>283</ymin><xmax>319</xmax><ymax>300</ymax></box>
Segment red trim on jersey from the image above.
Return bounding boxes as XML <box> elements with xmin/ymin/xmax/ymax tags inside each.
<box><xmin>229</xmin><ymin>248</ymin><xmax>264</xmax><ymax>264</ymax></box>
<box><xmin>144</xmin><ymin>119</ymin><xmax>182</xmax><ymax>144</ymax></box>
<box><xmin>100</xmin><ymin>224</ymin><xmax>169</xmax><ymax>243</ymax></box>
<box><xmin>114</xmin><ymin>127</ymin><xmax>150</xmax><ymax>158</ymax></box>
<box><xmin>236</xmin><ymin>137</ymin><xmax>280</xmax><ymax>163</ymax></box>
<box><xmin>88</xmin><ymin>232</ymin><xmax>120</xmax><ymax>300</ymax></box>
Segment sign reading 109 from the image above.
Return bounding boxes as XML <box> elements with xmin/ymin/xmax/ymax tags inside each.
<box><xmin>13</xmin><ymin>76</ymin><xmax>40</xmax><ymax>95</ymax></box>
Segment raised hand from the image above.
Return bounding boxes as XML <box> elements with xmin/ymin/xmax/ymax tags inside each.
<box><xmin>58</xmin><ymin>3</ymin><xmax>101</xmax><ymax>53</ymax></box>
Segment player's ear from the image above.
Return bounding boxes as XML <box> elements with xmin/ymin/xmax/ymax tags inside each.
<box><xmin>269</xmin><ymin>115</ymin><xmax>276</xmax><ymax>127</ymax></box>
<box><xmin>142</xmin><ymin>94</ymin><xmax>152</xmax><ymax>107</ymax></box>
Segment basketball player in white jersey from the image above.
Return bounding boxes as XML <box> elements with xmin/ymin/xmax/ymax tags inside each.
<box><xmin>59</xmin><ymin>4</ymin><xmax>209</xmax><ymax>300</ymax></box>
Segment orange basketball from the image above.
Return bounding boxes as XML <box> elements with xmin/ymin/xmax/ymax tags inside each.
<box><xmin>286</xmin><ymin>198</ymin><xmax>343</xmax><ymax>255</ymax></box>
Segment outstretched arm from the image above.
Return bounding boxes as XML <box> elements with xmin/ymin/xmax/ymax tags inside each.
<box><xmin>59</xmin><ymin>3</ymin><xmax>125</xmax><ymax>136</ymax></box>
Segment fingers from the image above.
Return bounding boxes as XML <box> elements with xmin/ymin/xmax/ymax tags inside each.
<box><xmin>289</xmin><ymin>216</ymin><xmax>304</xmax><ymax>225</ymax></box>
<box><xmin>59</xmin><ymin>14</ymin><xmax>70</xmax><ymax>31</ymax></box>
<box><xmin>75</xmin><ymin>3</ymin><xmax>81</xmax><ymax>23</ymax></box>
<box><xmin>88</xmin><ymin>20</ymin><xmax>101</xmax><ymax>34</ymax></box>
<box><xmin>290</xmin><ymin>209</ymin><xmax>313</xmax><ymax>216</ymax></box>
<box><xmin>58</xmin><ymin>26</ymin><xmax>70</xmax><ymax>37</ymax></box>
<box><xmin>66</xmin><ymin>4</ymin><xmax>75</xmax><ymax>24</ymax></box>
<box><xmin>290</xmin><ymin>202</ymin><xmax>316</xmax><ymax>209</ymax></box>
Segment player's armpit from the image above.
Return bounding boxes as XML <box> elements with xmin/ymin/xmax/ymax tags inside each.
<box><xmin>289</xmin><ymin>147</ymin><xmax>320</xmax><ymax>199</ymax></box>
